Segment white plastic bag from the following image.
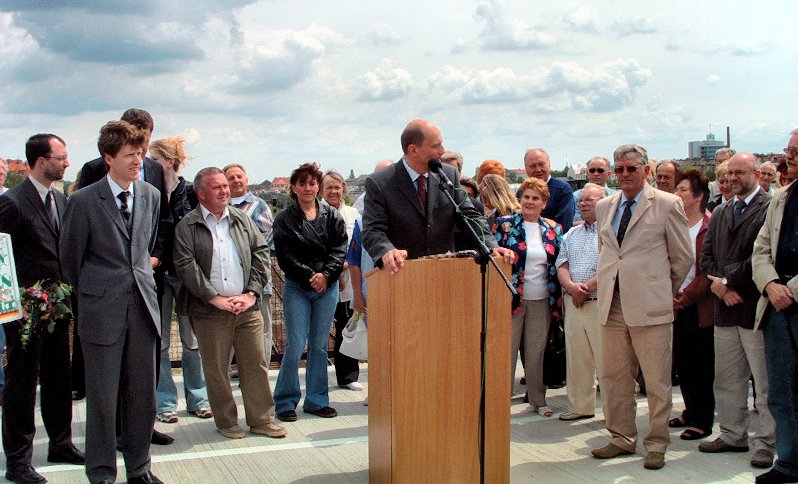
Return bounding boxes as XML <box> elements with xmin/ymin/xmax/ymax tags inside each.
<box><xmin>340</xmin><ymin>311</ymin><xmax>367</xmax><ymax>360</ymax></box>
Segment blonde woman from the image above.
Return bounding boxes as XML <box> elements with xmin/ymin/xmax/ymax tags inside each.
<box><xmin>149</xmin><ymin>137</ymin><xmax>211</xmax><ymax>423</ymax></box>
<box><xmin>479</xmin><ymin>174</ymin><xmax>520</xmax><ymax>230</ymax></box>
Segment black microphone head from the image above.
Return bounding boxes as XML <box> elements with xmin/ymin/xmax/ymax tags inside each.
<box><xmin>428</xmin><ymin>158</ymin><xmax>443</xmax><ymax>172</ymax></box>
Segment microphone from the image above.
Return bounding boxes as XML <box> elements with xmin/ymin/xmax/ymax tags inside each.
<box><xmin>427</xmin><ymin>159</ymin><xmax>453</xmax><ymax>187</ymax></box>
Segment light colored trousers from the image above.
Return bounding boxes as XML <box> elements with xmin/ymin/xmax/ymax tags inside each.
<box><xmin>511</xmin><ymin>298</ymin><xmax>550</xmax><ymax>408</ymax></box>
<box><xmin>601</xmin><ymin>293</ymin><xmax>672</xmax><ymax>453</ymax></box>
<box><xmin>713</xmin><ymin>325</ymin><xmax>776</xmax><ymax>451</ymax></box>
<box><xmin>564</xmin><ymin>295</ymin><xmax>604</xmax><ymax>415</ymax></box>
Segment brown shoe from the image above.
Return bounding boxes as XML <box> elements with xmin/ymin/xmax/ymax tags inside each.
<box><xmin>217</xmin><ymin>425</ymin><xmax>246</xmax><ymax>439</ymax></box>
<box><xmin>251</xmin><ymin>422</ymin><xmax>288</xmax><ymax>439</ymax></box>
<box><xmin>751</xmin><ymin>449</ymin><xmax>775</xmax><ymax>469</ymax></box>
<box><xmin>644</xmin><ymin>451</ymin><xmax>665</xmax><ymax>470</ymax></box>
<box><xmin>698</xmin><ymin>437</ymin><xmax>749</xmax><ymax>453</ymax></box>
<box><xmin>591</xmin><ymin>443</ymin><xmax>634</xmax><ymax>459</ymax></box>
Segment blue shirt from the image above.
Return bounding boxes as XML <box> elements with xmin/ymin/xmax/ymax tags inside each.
<box><xmin>611</xmin><ymin>190</ymin><xmax>643</xmax><ymax>233</ymax></box>
<box><xmin>555</xmin><ymin>221</ymin><xmax>599</xmax><ymax>298</ymax></box>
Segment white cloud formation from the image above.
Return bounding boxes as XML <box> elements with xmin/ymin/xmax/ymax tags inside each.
<box><xmin>358</xmin><ymin>58</ymin><xmax>413</xmax><ymax>101</ymax></box>
<box><xmin>424</xmin><ymin>58</ymin><xmax>651</xmax><ymax>112</ymax></box>
<box><xmin>475</xmin><ymin>0</ymin><xmax>556</xmax><ymax>50</ymax></box>
<box><xmin>359</xmin><ymin>22</ymin><xmax>403</xmax><ymax>46</ymax></box>
<box><xmin>705</xmin><ymin>75</ymin><xmax>721</xmax><ymax>85</ymax></box>
<box><xmin>614</xmin><ymin>13</ymin><xmax>662</xmax><ymax>37</ymax></box>
<box><xmin>562</xmin><ymin>3</ymin><xmax>598</xmax><ymax>33</ymax></box>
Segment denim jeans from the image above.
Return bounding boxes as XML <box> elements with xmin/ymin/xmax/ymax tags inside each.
<box><xmin>762</xmin><ymin>307</ymin><xmax>798</xmax><ymax>478</ymax></box>
<box><xmin>156</xmin><ymin>274</ymin><xmax>209</xmax><ymax>413</ymax></box>
<box><xmin>274</xmin><ymin>278</ymin><xmax>338</xmax><ymax>413</ymax></box>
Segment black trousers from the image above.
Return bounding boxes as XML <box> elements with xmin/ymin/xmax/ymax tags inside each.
<box><xmin>673</xmin><ymin>304</ymin><xmax>715</xmax><ymax>430</ymax></box>
<box><xmin>2</xmin><ymin>320</ymin><xmax>73</xmax><ymax>467</ymax></box>
<box><xmin>333</xmin><ymin>302</ymin><xmax>359</xmax><ymax>385</ymax></box>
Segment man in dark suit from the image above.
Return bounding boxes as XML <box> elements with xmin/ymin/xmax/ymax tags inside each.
<box><xmin>699</xmin><ymin>152</ymin><xmax>776</xmax><ymax>469</ymax></box>
<box><xmin>0</xmin><ymin>134</ymin><xmax>85</xmax><ymax>484</ymax></box>
<box><xmin>60</xmin><ymin>121</ymin><xmax>164</xmax><ymax>484</ymax></box>
<box><xmin>523</xmin><ymin>148</ymin><xmax>575</xmax><ymax>232</ymax></box>
<box><xmin>362</xmin><ymin>118</ymin><xmax>512</xmax><ymax>274</ymax></box>
<box><xmin>72</xmin><ymin>109</ymin><xmax>174</xmax><ymax>446</ymax></box>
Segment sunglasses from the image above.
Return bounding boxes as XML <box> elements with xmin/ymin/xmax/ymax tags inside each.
<box><xmin>613</xmin><ymin>165</ymin><xmax>640</xmax><ymax>174</ymax></box>
<box><xmin>588</xmin><ymin>168</ymin><xmax>606</xmax><ymax>174</ymax></box>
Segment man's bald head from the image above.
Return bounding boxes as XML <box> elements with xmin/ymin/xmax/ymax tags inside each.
<box><xmin>375</xmin><ymin>159</ymin><xmax>393</xmax><ymax>172</ymax></box>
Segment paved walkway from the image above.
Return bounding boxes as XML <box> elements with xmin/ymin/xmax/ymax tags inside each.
<box><xmin>2</xmin><ymin>364</ymin><xmax>764</xmax><ymax>483</ymax></box>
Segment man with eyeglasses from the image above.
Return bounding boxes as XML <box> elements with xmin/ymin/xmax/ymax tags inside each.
<box><xmin>572</xmin><ymin>157</ymin><xmax>616</xmax><ymax>223</ymax></box>
<box><xmin>591</xmin><ymin>144</ymin><xmax>692</xmax><ymax>470</ymax></box>
<box><xmin>751</xmin><ymin>129</ymin><xmax>798</xmax><ymax>484</ymax></box>
<box><xmin>758</xmin><ymin>161</ymin><xmax>777</xmax><ymax>195</ymax></box>
<box><xmin>556</xmin><ymin>183</ymin><xmax>606</xmax><ymax>421</ymax></box>
<box><xmin>0</xmin><ymin>134</ymin><xmax>85</xmax><ymax>484</ymax></box>
<box><xmin>523</xmin><ymin>148</ymin><xmax>575</xmax><ymax>232</ymax></box>
<box><xmin>699</xmin><ymin>152</ymin><xmax>775</xmax><ymax>470</ymax></box>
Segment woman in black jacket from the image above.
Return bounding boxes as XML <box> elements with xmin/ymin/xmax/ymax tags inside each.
<box><xmin>272</xmin><ymin>163</ymin><xmax>348</xmax><ymax>422</ymax></box>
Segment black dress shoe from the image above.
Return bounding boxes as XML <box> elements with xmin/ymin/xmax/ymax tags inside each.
<box><xmin>5</xmin><ymin>464</ymin><xmax>47</xmax><ymax>484</ymax></box>
<box><xmin>756</xmin><ymin>468</ymin><xmax>798</xmax><ymax>484</ymax></box>
<box><xmin>47</xmin><ymin>444</ymin><xmax>86</xmax><ymax>465</ymax></box>
<box><xmin>151</xmin><ymin>429</ymin><xmax>174</xmax><ymax>445</ymax></box>
<box><xmin>127</xmin><ymin>471</ymin><xmax>164</xmax><ymax>484</ymax></box>
<box><xmin>72</xmin><ymin>390</ymin><xmax>86</xmax><ymax>401</ymax></box>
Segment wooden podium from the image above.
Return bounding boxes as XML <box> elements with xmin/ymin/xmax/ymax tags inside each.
<box><xmin>367</xmin><ymin>257</ymin><xmax>512</xmax><ymax>483</ymax></box>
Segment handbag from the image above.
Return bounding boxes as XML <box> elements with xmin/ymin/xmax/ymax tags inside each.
<box><xmin>542</xmin><ymin>317</ymin><xmax>566</xmax><ymax>388</ymax></box>
<box><xmin>340</xmin><ymin>311</ymin><xmax>368</xmax><ymax>361</ymax></box>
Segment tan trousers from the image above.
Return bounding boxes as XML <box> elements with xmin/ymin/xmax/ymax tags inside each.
<box><xmin>601</xmin><ymin>292</ymin><xmax>672</xmax><ymax>453</ymax></box>
<box><xmin>511</xmin><ymin>298</ymin><xmax>550</xmax><ymax>407</ymax></box>
<box><xmin>192</xmin><ymin>307</ymin><xmax>276</xmax><ymax>430</ymax></box>
<box><xmin>564</xmin><ymin>295</ymin><xmax>604</xmax><ymax>415</ymax></box>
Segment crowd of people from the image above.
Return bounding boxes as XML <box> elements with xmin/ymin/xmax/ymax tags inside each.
<box><xmin>1</xmin><ymin>110</ymin><xmax>797</xmax><ymax>484</ymax></box>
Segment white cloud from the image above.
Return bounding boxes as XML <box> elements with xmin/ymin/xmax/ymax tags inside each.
<box><xmin>705</xmin><ymin>75</ymin><xmax>721</xmax><ymax>85</ymax></box>
<box><xmin>359</xmin><ymin>22</ymin><xmax>403</xmax><ymax>46</ymax></box>
<box><xmin>562</xmin><ymin>3</ymin><xmax>598</xmax><ymax>33</ymax></box>
<box><xmin>475</xmin><ymin>0</ymin><xmax>557</xmax><ymax>51</ymax></box>
<box><xmin>359</xmin><ymin>58</ymin><xmax>413</xmax><ymax>101</ymax></box>
<box><xmin>614</xmin><ymin>13</ymin><xmax>662</xmax><ymax>37</ymax></box>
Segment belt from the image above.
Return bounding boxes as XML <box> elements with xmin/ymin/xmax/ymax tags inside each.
<box><xmin>586</xmin><ymin>297</ymin><xmax>598</xmax><ymax>301</ymax></box>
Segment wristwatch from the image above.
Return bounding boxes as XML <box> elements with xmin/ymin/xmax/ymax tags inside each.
<box><xmin>721</xmin><ymin>277</ymin><xmax>728</xmax><ymax>285</ymax></box>
<box><xmin>246</xmin><ymin>290</ymin><xmax>259</xmax><ymax>299</ymax></box>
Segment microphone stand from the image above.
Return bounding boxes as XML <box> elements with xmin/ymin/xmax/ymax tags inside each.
<box><xmin>431</xmin><ymin>165</ymin><xmax>516</xmax><ymax>484</ymax></box>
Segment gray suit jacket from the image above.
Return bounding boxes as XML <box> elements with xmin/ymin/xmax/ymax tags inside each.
<box><xmin>699</xmin><ymin>188</ymin><xmax>771</xmax><ymax>329</ymax></box>
<box><xmin>60</xmin><ymin>177</ymin><xmax>161</xmax><ymax>345</ymax></box>
<box><xmin>362</xmin><ymin>160</ymin><xmax>495</xmax><ymax>266</ymax></box>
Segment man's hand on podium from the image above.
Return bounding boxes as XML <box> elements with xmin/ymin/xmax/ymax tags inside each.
<box><xmin>381</xmin><ymin>248</ymin><xmax>408</xmax><ymax>275</ymax></box>
<box><xmin>492</xmin><ymin>247</ymin><xmax>515</xmax><ymax>265</ymax></box>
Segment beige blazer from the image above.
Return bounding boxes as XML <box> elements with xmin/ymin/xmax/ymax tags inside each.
<box><xmin>595</xmin><ymin>184</ymin><xmax>692</xmax><ymax>326</ymax></box>
<box><xmin>752</xmin><ymin>183</ymin><xmax>798</xmax><ymax>330</ymax></box>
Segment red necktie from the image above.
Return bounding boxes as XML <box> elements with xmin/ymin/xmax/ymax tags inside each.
<box><xmin>417</xmin><ymin>175</ymin><xmax>427</xmax><ymax>206</ymax></box>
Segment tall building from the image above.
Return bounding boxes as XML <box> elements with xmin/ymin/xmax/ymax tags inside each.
<box><xmin>688</xmin><ymin>132</ymin><xmax>727</xmax><ymax>160</ymax></box>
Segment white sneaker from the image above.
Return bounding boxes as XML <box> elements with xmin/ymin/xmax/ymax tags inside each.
<box><xmin>340</xmin><ymin>382</ymin><xmax>364</xmax><ymax>391</ymax></box>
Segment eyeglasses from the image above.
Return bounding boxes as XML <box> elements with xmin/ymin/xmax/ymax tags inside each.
<box><xmin>588</xmin><ymin>168</ymin><xmax>606</xmax><ymax>174</ymax></box>
<box><xmin>784</xmin><ymin>147</ymin><xmax>798</xmax><ymax>157</ymax></box>
<box><xmin>44</xmin><ymin>155</ymin><xmax>68</xmax><ymax>162</ymax></box>
<box><xmin>725</xmin><ymin>169</ymin><xmax>754</xmax><ymax>178</ymax></box>
<box><xmin>613</xmin><ymin>165</ymin><xmax>639</xmax><ymax>174</ymax></box>
<box><xmin>578</xmin><ymin>196</ymin><xmax>601</xmax><ymax>204</ymax></box>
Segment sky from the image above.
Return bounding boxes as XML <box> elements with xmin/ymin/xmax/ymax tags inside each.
<box><xmin>1</xmin><ymin>0</ymin><xmax>796</xmax><ymax>184</ymax></box>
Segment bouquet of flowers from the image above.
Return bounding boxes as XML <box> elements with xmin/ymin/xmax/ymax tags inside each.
<box><xmin>19</xmin><ymin>280</ymin><xmax>73</xmax><ymax>349</ymax></box>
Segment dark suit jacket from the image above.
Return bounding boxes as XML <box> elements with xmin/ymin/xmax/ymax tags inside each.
<box><xmin>699</xmin><ymin>188</ymin><xmax>771</xmax><ymax>329</ymax></box>
<box><xmin>60</xmin><ymin>178</ymin><xmax>161</xmax><ymax>344</ymax></box>
<box><xmin>78</xmin><ymin>156</ymin><xmax>171</xmax><ymax>263</ymax></box>
<box><xmin>0</xmin><ymin>178</ymin><xmax>66</xmax><ymax>287</ymax></box>
<box><xmin>541</xmin><ymin>177</ymin><xmax>575</xmax><ymax>233</ymax></box>
<box><xmin>362</xmin><ymin>160</ymin><xmax>496</xmax><ymax>266</ymax></box>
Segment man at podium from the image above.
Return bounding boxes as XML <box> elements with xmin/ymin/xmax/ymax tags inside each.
<box><xmin>362</xmin><ymin>119</ymin><xmax>513</xmax><ymax>272</ymax></box>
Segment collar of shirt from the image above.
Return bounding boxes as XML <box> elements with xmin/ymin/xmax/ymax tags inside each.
<box><xmin>735</xmin><ymin>185</ymin><xmax>761</xmax><ymax>206</ymax></box>
<box><xmin>582</xmin><ymin>220</ymin><xmax>598</xmax><ymax>231</ymax></box>
<box><xmin>230</xmin><ymin>192</ymin><xmax>254</xmax><ymax>206</ymax></box>
<box><xmin>107</xmin><ymin>174</ymin><xmax>134</xmax><ymax>201</ymax></box>
<box><xmin>28</xmin><ymin>175</ymin><xmax>52</xmax><ymax>203</ymax></box>
<box><xmin>620</xmin><ymin>189</ymin><xmax>643</xmax><ymax>207</ymax></box>
<box><xmin>402</xmin><ymin>159</ymin><xmax>427</xmax><ymax>186</ymax></box>
<box><xmin>200</xmin><ymin>203</ymin><xmax>230</xmax><ymax>224</ymax></box>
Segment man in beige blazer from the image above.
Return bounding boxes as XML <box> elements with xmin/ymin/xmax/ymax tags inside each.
<box><xmin>591</xmin><ymin>144</ymin><xmax>692</xmax><ymax>470</ymax></box>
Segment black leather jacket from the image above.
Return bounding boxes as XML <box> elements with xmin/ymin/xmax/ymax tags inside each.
<box><xmin>273</xmin><ymin>199</ymin><xmax>347</xmax><ymax>291</ymax></box>
<box><xmin>164</xmin><ymin>177</ymin><xmax>198</xmax><ymax>275</ymax></box>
